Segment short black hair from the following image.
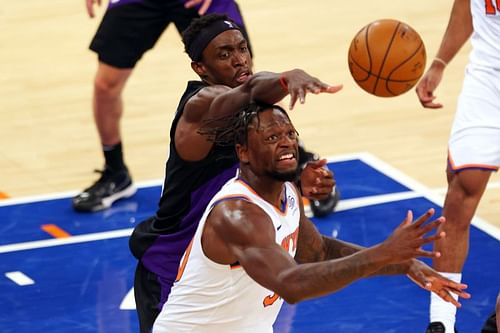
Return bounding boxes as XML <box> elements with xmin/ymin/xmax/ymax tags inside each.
<box><xmin>182</xmin><ymin>13</ymin><xmax>236</xmax><ymax>60</ymax></box>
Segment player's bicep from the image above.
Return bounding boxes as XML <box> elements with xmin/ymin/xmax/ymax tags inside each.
<box><xmin>206</xmin><ymin>84</ymin><xmax>253</xmax><ymax>120</ymax></box>
<box><xmin>233</xmin><ymin>242</ymin><xmax>298</xmax><ymax>292</ymax></box>
<box><xmin>175</xmin><ymin>86</ymin><xmax>231</xmax><ymax>161</ymax></box>
<box><xmin>182</xmin><ymin>85</ymin><xmax>231</xmax><ymax>123</ymax></box>
<box><xmin>214</xmin><ymin>201</ymin><xmax>298</xmax><ymax>291</ymax></box>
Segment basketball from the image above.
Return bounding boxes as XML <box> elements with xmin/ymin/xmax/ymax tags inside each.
<box><xmin>348</xmin><ymin>19</ymin><xmax>426</xmax><ymax>97</ymax></box>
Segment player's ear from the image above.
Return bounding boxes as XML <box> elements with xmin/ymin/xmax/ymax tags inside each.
<box><xmin>236</xmin><ymin>143</ymin><xmax>249</xmax><ymax>164</ymax></box>
<box><xmin>191</xmin><ymin>61</ymin><xmax>207</xmax><ymax>78</ymax></box>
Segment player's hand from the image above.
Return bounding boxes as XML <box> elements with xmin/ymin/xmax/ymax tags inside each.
<box><xmin>184</xmin><ymin>0</ymin><xmax>212</xmax><ymax>15</ymax></box>
<box><xmin>379</xmin><ymin>209</ymin><xmax>445</xmax><ymax>263</ymax></box>
<box><xmin>281</xmin><ymin>69</ymin><xmax>342</xmax><ymax>110</ymax></box>
<box><xmin>85</xmin><ymin>0</ymin><xmax>102</xmax><ymax>18</ymax></box>
<box><xmin>406</xmin><ymin>259</ymin><xmax>471</xmax><ymax>308</ymax></box>
<box><xmin>415</xmin><ymin>62</ymin><xmax>445</xmax><ymax>109</ymax></box>
<box><xmin>300</xmin><ymin>159</ymin><xmax>335</xmax><ymax>201</ymax></box>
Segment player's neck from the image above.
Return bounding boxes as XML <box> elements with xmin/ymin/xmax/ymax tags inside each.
<box><xmin>238</xmin><ymin>172</ymin><xmax>285</xmax><ymax>209</ymax></box>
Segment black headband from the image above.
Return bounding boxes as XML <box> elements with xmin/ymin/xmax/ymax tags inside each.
<box><xmin>187</xmin><ymin>19</ymin><xmax>240</xmax><ymax>61</ymax></box>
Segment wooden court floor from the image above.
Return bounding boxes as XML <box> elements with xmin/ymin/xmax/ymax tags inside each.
<box><xmin>2</xmin><ymin>0</ymin><xmax>500</xmax><ymax>228</ymax></box>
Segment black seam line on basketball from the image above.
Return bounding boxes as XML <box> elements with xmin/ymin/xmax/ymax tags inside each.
<box><xmin>365</xmin><ymin>24</ymin><xmax>373</xmax><ymax>77</ymax></box>
<box><xmin>385</xmin><ymin>42</ymin><xmax>425</xmax><ymax>95</ymax></box>
<box><xmin>348</xmin><ymin>61</ymin><xmax>422</xmax><ymax>82</ymax></box>
<box><xmin>349</xmin><ymin>56</ymin><xmax>371</xmax><ymax>81</ymax></box>
<box><xmin>372</xmin><ymin>22</ymin><xmax>401</xmax><ymax>95</ymax></box>
<box><xmin>349</xmin><ymin>28</ymin><xmax>371</xmax><ymax>80</ymax></box>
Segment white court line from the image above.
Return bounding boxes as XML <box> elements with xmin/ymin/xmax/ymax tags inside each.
<box><xmin>434</xmin><ymin>180</ymin><xmax>500</xmax><ymax>195</ymax></box>
<box><xmin>0</xmin><ymin>152</ymin><xmax>498</xmax><ymax>255</ymax></box>
<box><xmin>0</xmin><ymin>228</ymin><xmax>133</xmax><ymax>254</ymax></box>
<box><xmin>348</xmin><ymin>152</ymin><xmax>500</xmax><ymax>240</ymax></box>
<box><xmin>335</xmin><ymin>191</ymin><xmax>421</xmax><ymax>212</ymax></box>
<box><xmin>0</xmin><ymin>179</ymin><xmax>164</xmax><ymax>207</ymax></box>
<box><xmin>5</xmin><ymin>271</ymin><xmax>35</xmax><ymax>286</ymax></box>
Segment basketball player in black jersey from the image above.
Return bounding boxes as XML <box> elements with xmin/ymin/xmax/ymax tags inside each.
<box><xmin>129</xmin><ymin>13</ymin><xmax>342</xmax><ymax>333</ymax></box>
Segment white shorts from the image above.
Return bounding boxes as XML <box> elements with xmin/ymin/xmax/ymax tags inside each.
<box><xmin>448</xmin><ymin>64</ymin><xmax>500</xmax><ymax>172</ymax></box>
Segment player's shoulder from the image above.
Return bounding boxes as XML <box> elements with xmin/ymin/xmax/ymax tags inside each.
<box><xmin>212</xmin><ymin>191</ymin><xmax>269</xmax><ymax>221</ymax></box>
<box><xmin>210</xmin><ymin>198</ymin><xmax>274</xmax><ymax>237</ymax></box>
<box><xmin>193</xmin><ymin>84</ymin><xmax>231</xmax><ymax>101</ymax></box>
<box><xmin>183</xmin><ymin>84</ymin><xmax>231</xmax><ymax>121</ymax></box>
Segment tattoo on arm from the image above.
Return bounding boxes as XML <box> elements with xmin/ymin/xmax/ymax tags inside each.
<box><xmin>320</xmin><ymin>236</ymin><xmax>408</xmax><ymax>275</ymax></box>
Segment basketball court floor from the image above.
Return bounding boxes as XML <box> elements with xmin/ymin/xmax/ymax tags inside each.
<box><xmin>1</xmin><ymin>154</ymin><xmax>498</xmax><ymax>333</ymax></box>
<box><xmin>2</xmin><ymin>2</ymin><xmax>500</xmax><ymax>331</ymax></box>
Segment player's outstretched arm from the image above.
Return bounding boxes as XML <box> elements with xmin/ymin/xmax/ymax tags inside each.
<box><xmin>205</xmin><ymin>200</ymin><xmax>445</xmax><ymax>304</ymax></box>
<box><xmin>176</xmin><ymin>70</ymin><xmax>341</xmax><ymax>161</ymax></box>
<box><xmin>295</xmin><ymin>205</ymin><xmax>469</xmax><ymax>307</ymax></box>
<box><xmin>206</xmin><ymin>69</ymin><xmax>342</xmax><ymax>121</ymax></box>
<box><xmin>278</xmin><ymin>70</ymin><xmax>342</xmax><ymax>110</ymax></box>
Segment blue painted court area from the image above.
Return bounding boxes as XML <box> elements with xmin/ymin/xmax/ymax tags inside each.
<box><xmin>0</xmin><ymin>154</ymin><xmax>498</xmax><ymax>333</ymax></box>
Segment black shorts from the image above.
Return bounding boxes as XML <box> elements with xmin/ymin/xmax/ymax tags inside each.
<box><xmin>133</xmin><ymin>261</ymin><xmax>161</xmax><ymax>333</ymax></box>
<box><xmin>89</xmin><ymin>0</ymin><xmax>199</xmax><ymax>68</ymax></box>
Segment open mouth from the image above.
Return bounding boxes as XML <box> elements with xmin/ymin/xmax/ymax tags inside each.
<box><xmin>277</xmin><ymin>152</ymin><xmax>297</xmax><ymax>168</ymax></box>
<box><xmin>235</xmin><ymin>71</ymin><xmax>250</xmax><ymax>83</ymax></box>
<box><xmin>278</xmin><ymin>153</ymin><xmax>295</xmax><ymax>161</ymax></box>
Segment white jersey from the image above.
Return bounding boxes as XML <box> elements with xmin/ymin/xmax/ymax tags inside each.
<box><xmin>153</xmin><ymin>176</ymin><xmax>301</xmax><ymax>333</ymax></box>
<box><xmin>448</xmin><ymin>0</ymin><xmax>500</xmax><ymax>170</ymax></box>
<box><xmin>469</xmin><ymin>0</ymin><xmax>500</xmax><ymax>68</ymax></box>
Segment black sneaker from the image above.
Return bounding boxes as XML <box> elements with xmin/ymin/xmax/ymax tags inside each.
<box><xmin>425</xmin><ymin>322</ymin><xmax>458</xmax><ymax>333</ymax></box>
<box><xmin>72</xmin><ymin>168</ymin><xmax>136</xmax><ymax>212</ymax></box>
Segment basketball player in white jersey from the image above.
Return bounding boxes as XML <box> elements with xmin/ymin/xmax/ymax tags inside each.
<box><xmin>416</xmin><ymin>0</ymin><xmax>500</xmax><ymax>332</ymax></box>
<box><xmin>152</xmin><ymin>102</ymin><xmax>470</xmax><ymax>332</ymax></box>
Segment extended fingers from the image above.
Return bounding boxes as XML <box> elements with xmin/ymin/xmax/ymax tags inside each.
<box><xmin>287</xmin><ymin>78</ymin><xmax>342</xmax><ymax>109</ymax></box>
<box><xmin>306</xmin><ymin>82</ymin><xmax>322</xmax><ymax>94</ymax></box>
<box><xmin>422</xmin><ymin>231</ymin><xmax>446</xmax><ymax>245</ymax></box>
<box><xmin>441</xmin><ymin>281</ymin><xmax>471</xmax><ymax>299</ymax></box>
<box><xmin>412</xmin><ymin>208</ymin><xmax>435</xmax><ymax>227</ymax></box>
<box><xmin>436</xmin><ymin>289</ymin><xmax>462</xmax><ymax>308</ymax></box>
<box><xmin>307</xmin><ymin>81</ymin><xmax>342</xmax><ymax>94</ymax></box>
<box><xmin>420</xmin><ymin>215</ymin><xmax>445</xmax><ymax>233</ymax></box>
<box><xmin>415</xmin><ymin>248</ymin><xmax>441</xmax><ymax>258</ymax></box>
<box><xmin>399</xmin><ymin>210</ymin><xmax>413</xmax><ymax>228</ymax></box>
<box><xmin>321</xmin><ymin>84</ymin><xmax>343</xmax><ymax>93</ymax></box>
<box><xmin>446</xmin><ymin>287</ymin><xmax>471</xmax><ymax>300</ymax></box>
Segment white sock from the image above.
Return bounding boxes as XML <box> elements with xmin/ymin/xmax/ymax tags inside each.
<box><xmin>430</xmin><ymin>272</ymin><xmax>462</xmax><ymax>332</ymax></box>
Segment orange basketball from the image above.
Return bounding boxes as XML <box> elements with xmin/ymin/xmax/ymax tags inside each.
<box><xmin>348</xmin><ymin>19</ymin><xmax>426</xmax><ymax>97</ymax></box>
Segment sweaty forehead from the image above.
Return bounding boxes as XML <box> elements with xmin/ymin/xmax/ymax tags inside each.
<box><xmin>252</xmin><ymin>108</ymin><xmax>292</xmax><ymax>131</ymax></box>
